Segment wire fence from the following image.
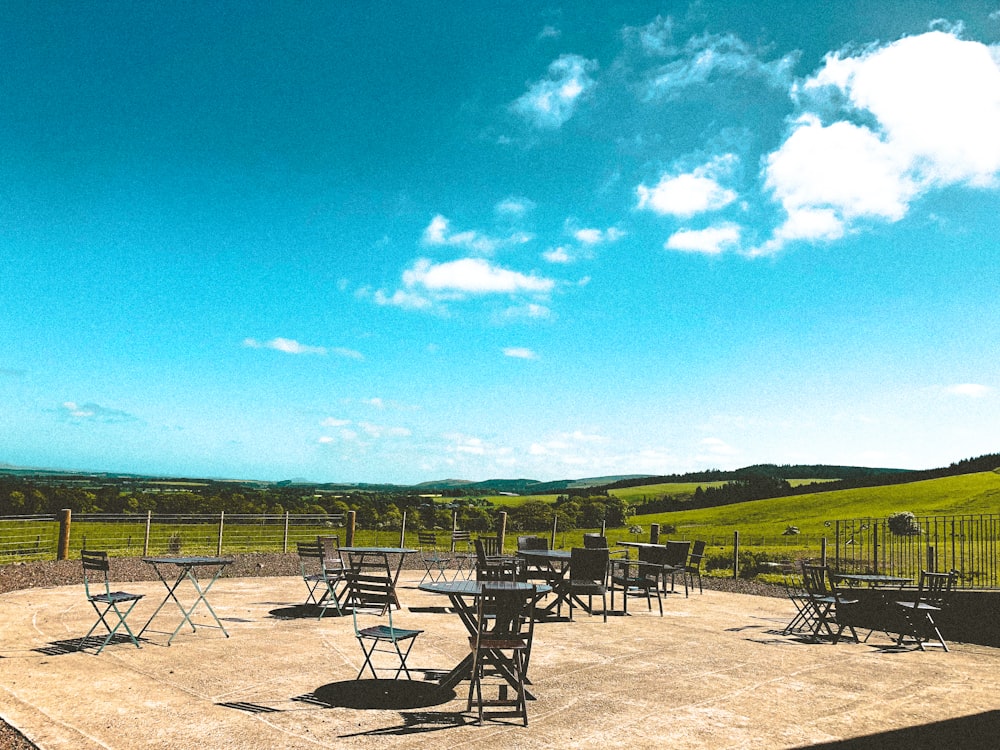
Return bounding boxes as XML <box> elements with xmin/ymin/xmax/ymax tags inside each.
<box><xmin>2</xmin><ymin>510</ymin><xmax>998</xmax><ymax>589</ymax></box>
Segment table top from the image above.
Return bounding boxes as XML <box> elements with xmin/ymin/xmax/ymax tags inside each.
<box><xmin>142</xmin><ymin>556</ymin><xmax>234</xmax><ymax>566</ymax></box>
<box><xmin>419</xmin><ymin>579</ymin><xmax>552</xmax><ymax>596</ymax></box>
<box><xmin>339</xmin><ymin>546</ymin><xmax>417</xmax><ymax>554</ymax></box>
<box><xmin>834</xmin><ymin>573</ymin><xmax>912</xmax><ymax>585</ymax></box>
<box><xmin>516</xmin><ymin>549</ymin><xmax>571</xmax><ymax>560</ymax></box>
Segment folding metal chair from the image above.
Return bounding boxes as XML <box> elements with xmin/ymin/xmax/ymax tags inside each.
<box><xmin>418</xmin><ymin>531</ymin><xmax>453</xmax><ymax>584</ymax></box>
<box><xmin>351</xmin><ymin>574</ymin><xmax>423</xmax><ymax>679</ymax></box>
<box><xmin>892</xmin><ymin>570</ymin><xmax>958</xmax><ymax>651</ymax></box>
<box><xmin>450</xmin><ymin>530</ymin><xmax>476</xmax><ymax>580</ymax></box>
<box><xmin>80</xmin><ymin>550</ymin><xmax>145</xmax><ymax>654</ymax></box>
<box><xmin>296</xmin><ymin>540</ymin><xmax>345</xmax><ymax>618</ymax></box>
<box><xmin>800</xmin><ymin>563</ymin><xmax>859</xmax><ymax>644</ymax></box>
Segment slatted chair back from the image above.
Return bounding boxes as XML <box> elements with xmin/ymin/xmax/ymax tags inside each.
<box><xmin>318</xmin><ymin>535</ymin><xmax>346</xmax><ymax>574</ymax></box>
<box><xmin>918</xmin><ymin>570</ymin><xmax>957</xmax><ymax>608</ymax></box>
<box><xmin>893</xmin><ymin>570</ymin><xmax>958</xmax><ymax>651</ymax></box>
<box><xmin>478</xmin><ymin>536</ymin><xmax>501</xmax><ymax>556</ymax></box>
<box><xmin>418</xmin><ymin>531</ymin><xmax>441</xmax><ymax>549</ymax></box>
<box><xmin>801</xmin><ymin>563</ymin><xmax>832</xmax><ymax>597</ymax></box>
<box><xmin>451</xmin><ymin>530</ymin><xmax>473</xmax><ymax>552</ymax></box>
<box><xmin>474</xmin><ymin>538</ymin><xmax>517</xmax><ymax>581</ymax></box>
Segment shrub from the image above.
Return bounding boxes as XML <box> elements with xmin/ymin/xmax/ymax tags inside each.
<box><xmin>887</xmin><ymin>511</ymin><xmax>921</xmax><ymax>536</ymax></box>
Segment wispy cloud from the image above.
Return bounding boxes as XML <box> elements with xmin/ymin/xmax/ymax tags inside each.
<box><xmin>511</xmin><ymin>54</ymin><xmax>598</xmax><ymax>129</ymax></box>
<box><xmin>59</xmin><ymin>401</ymin><xmax>137</xmax><ymax>424</ymax></box>
<box><xmin>421</xmin><ymin>214</ymin><xmax>533</xmax><ymax>255</ymax></box>
<box><xmin>756</xmin><ymin>30</ymin><xmax>1000</xmax><ymax>255</ymax></box>
<box><xmin>495</xmin><ymin>197</ymin><xmax>536</xmax><ymax>217</ymax></box>
<box><xmin>503</xmin><ymin>347</ymin><xmax>538</xmax><ymax>360</ymax></box>
<box><xmin>243</xmin><ymin>337</ymin><xmax>326</xmax><ymax>355</ymax></box>
<box><xmin>944</xmin><ymin>383</ymin><xmax>993</xmax><ymax>398</ymax></box>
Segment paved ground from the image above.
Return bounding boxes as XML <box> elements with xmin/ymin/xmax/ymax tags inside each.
<box><xmin>1</xmin><ymin>573</ymin><xmax>999</xmax><ymax>749</ymax></box>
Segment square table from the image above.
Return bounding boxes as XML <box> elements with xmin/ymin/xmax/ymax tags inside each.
<box><xmin>339</xmin><ymin>547</ymin><xmax>416</xmax><ymax>611</ymax></box>
<box><xmin>139</xmin><ymin>556</ymin><xmax>233</xmax><ymax>645</ymax></box>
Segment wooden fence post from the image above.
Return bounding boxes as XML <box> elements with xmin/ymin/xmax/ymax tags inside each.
<box><xmin>650</xmin><ymin>523</ymin><xmax>660</xmax><ymax>544</ymax></box>
<box><xmin>399</xmin><ymin>510</ymin><xmax>407</xmax><ymax>548</ymax></box>
<box><xmin>144</xmin><ymin>511</ymin><xmax>152</xmax><ymax>555</ymax></box>
<box><xmin>57</xmin><ymin>509</ymin><xmax>71</xmax><ymax>561</ymax></box>
<box><xmin>927</xmin><ymin>544</ymin><xmax>936</xmax><ymax>572</ymax></box>
<box><xmin>217</xmin><ymin>512</ymin><xmax>225</xmax><ymax>556</ymax></box>
<box><xmin>821</xmin><ymin>537</ymin><xmax>828</xmax><ymax>568</ymax></box>
<box><xmin>498</xmin><ymin>511</ymin><xmax>508</xmax><ymax>553</ymax></box>
<box><xmin>346</xmin><ymin>510</ymin><xmax>356</xmax><ymax>547</ymax></box>
<box><xmin>732</xmin><ymin>530</ymin><xmax>739</xmax><ymax>579</ymax></box>
<box><xmin>282</xmin><ymin>512</ymin><xmax>289</xmax><ymax>553</ymax></box>
<box><xmin>550</xmin><ymin>513</ymin><xmax>558</xmax><ymax>549</ymax></box>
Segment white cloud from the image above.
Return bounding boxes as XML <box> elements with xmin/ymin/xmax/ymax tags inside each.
<box><xmin>372</xmin><ymin>288</ymin><xmax>433</xmax><ymax>310</ymax></box>
<box><xmin>511</xmin><ymin>54</ymin><xmax>598</xmax><ymax>129</ymax></box>
<box><xmin>503</xmin><ymin>347</ymin><xmax>538</xmax><ymax>360</ymax></box>
<box><xmin>665</xmin><ymin>223</ymin><xmax>741</xmax><ymax>254</ymax></box>
<box><xmin>573</xmin><ymin>227</ymin><xmax>625</xmax><ymax>245</ymax></box>
<box><xmin>421</xmin><ymin>214</ymin><xmax>533</xmax><ymax>255</ymax></box>
<box><xmin>543</xmin><ymin>246</ymin><xmax>572</xmax><ymax>263</ymax></box>
<box><xmin>501</xmin><ymin>302</ymin><xmax>552</xmax><ymax>321</ymax></box>
<box><xmin>364</xmin><ymin>397</ymin><xmax>385</xmax><ymax>409</ymax></box>
<box><xmin>402</xmin><ymin>258</ymin><xmax>555</xmax><ymax>297</ymax></box>
<box><xmin>321</xmin><ymin>418</ymin><xmax>351</xmax><ymax>428</ymax></box>
<box><xmin>944</xmin><ymin>383</ymin><xmax>993</xmax><ymax>398</ymax></box>
<box><xmin>636</xmin><ymin>155</ymin><xmax>739</xmax><ymax>218</ymax></box>
<box><xmin>759</xmin><ymin>31</ymin><xmax>1000</xmax><ymax>254</ymax></box>
<box><xmin>243</xmin><ymin>337</ymin><xmax>327</xmax><ymax>355</ymax></box>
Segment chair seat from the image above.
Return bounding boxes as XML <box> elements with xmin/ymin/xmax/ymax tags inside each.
<box><xmin>91</xmin><ymin>591</ymin><xmax>144</xmax><ymax>604</ymax></box>
<box><xmin>896</xmin><ymin>601</ymin><xmax>941</xmax><ymax>612</ymax></box>
<box><xmin>357</xmin><ymin>624</ymin><xmax>422</xmax><ymax>641</ymax></box>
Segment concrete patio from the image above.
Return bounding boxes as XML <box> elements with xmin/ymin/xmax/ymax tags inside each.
<box><xmin>1</xmin><ymin>572</ymin><xmax>998</xmax><ymax>749</ymax></box>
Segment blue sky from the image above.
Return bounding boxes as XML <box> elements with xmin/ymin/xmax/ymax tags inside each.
<box><xmin>3</xmin><ymin>2</ymin><xmax>1000</xmax><ymax>484</ymax></box>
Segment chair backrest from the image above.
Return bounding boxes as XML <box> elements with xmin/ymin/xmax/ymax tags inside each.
<box><xmin>663</xmin><ymin>540</ymin><xmax>691</xmax><ymax>567</ymax></box>
<box><xmin>418</xmin><ymin>531</ymin><xmax>439</xmax><ymax>548</ymax></box>
<box><xmin>517</xmin><ymin>535</ymin><xmax>548</xmax><ymax>552</ymax></box>
<box><xmin>475</xmin><ymin>584</ymin><xmax>536</xmax><ymax>644</ymax></box>
<box><xmin>686</xmin><ymin>540</ymin><xmax>707</xmax><ymax>571</ymax></box>
<box><xmin>81</xmin><ymin>550</ymin><xmax>111</xmax><ymax>596</ymax></box>
<box><xmin>297</xmin><ymin>541</ymin><xmax>324</xmax><ymax>574</ymax></box>
<box><xmin>478</xmin><ymin>536</ymin><xmax>500</xmax><ymax>556</ymax></box>
<box><xmin>583</xmin><ymin>534</ymin><xmax>609</xmax><ymax>549</ymax></box>
<box><xmin>917</xmin><ymin>570</ymin><xmax>957</xmax><ymax>608</ymax></box>
<box><xmin>801</xmin><ymin>563</ymin><xmax>831</xmax><ymax>597</ymax></box>
<box><xmin>318</xmin><ymin>536</ymin><xmax>345</xmax><ymax>572</ymax></box>
<box><xmin>347</xmin><ymin>551</ymin><xmax>394</xmax><ymax>615</ymax></box>
<box><xmin>474</xmin><ymin>537</ymin><xmax>489</xmax><ymax>566</ymax></box>
<box><xmin>570</xmin><ymin>547</ymin><xmax>609</xmax><ymax>583</ymax></box>
<box><xmin>451</xmin><ymin>530</ymin><xmax>472</xmax><ymax>552</ymax></box>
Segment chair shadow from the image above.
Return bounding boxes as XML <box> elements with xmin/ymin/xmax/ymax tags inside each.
<box><xmin>34</xmin><ymin>634</ymin><xmax>141</xmax><ymax>656</ymax></box>
<box><xmin>267</xmin><ymin>604</ymin><xmax>348</xmax><ymax>620</ymax></box>
<box><xmin>297</xmin><ymin>679</ymin><xmax>455</xmax><ymax>711</ymax></box>
<box><xmin>339</xmin><ymin>711</ymin><xmax>472</xmax><ymax>737</ymax></box>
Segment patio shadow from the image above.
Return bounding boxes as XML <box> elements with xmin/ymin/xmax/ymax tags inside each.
<box><xmin>794</xmin><ymin>710</ymin><xmax>1000</xmax><ymax>749</ymax></box>
<box><xmin>304</xmin><ymin>679</ymin><xmax>455</xmax><ymax>710</ymax></box>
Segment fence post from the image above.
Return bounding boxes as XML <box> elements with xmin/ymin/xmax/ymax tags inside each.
<box><xmin>283</xmin><ymin>512</ymin><xmax>289</xmax><ymax>553</ymax></box>
<box><xmin>601</xmin><ymin>519</ymin><xmax>606</xmax><ymax>536</ymax></box>
<box><xmin>57</xmin><ymin>509</ymin><xmax>72</xmax><ymax>561</ymax></box>
<box><xmin>452</xmin><ymin>509</ymin><xmax>459</xmax><ymax>532</ymax></box>
<box><xmin>821</xmin><ymin>537</ymin><xmax>827</xmax><ymax>568</ymax></box>
<box><xmin>346</xmin><ymin>510</ymin><xmax>356</xmax><ymax>547</ymax></box>
<box><xmin>550</xmin><ymin>514</ymin><xmax>558</xmax><ymax>549</ymax></box>
<box><xmin>399</xmin><ymin>510</ymin><xmax>407</xmax><ymax>548</ymax></box>
<box><xmin>732</xmin><ymin>530</ymin><xmax>739</xmax><ymax>579</ymax></box>
<box><xmin>217</xmin><ymin>512</ymin><xmax>225</xmax><ymax>556</ymax></box>
<box><xmin>650</xmin><ymin>523</ymin><xmax>660</xmax><ymax>544</ymax></box>
<box><xmin>144</xmin><ymin>511</ymin><xmax>152</xmax><ymax>555</ymax></box>
<box><xmin>872</xmin><ymin>523</ymin><xmax>879</xmax><ymax>574</ymax></box>
<box><xmin>498</xmin><ymin>511</ymin><xmax>508</xmax><ymax>553</ymax></box>
<box><xmin>927</xmin><ymin>544</ymin><xmax>936</xmax><ymax>572</ymax></box>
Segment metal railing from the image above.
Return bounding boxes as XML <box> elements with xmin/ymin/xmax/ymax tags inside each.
<box><xmin>833</xmin><ymin>514</ymin><xmax>1000</xmax><ymax>588</ymax></box>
